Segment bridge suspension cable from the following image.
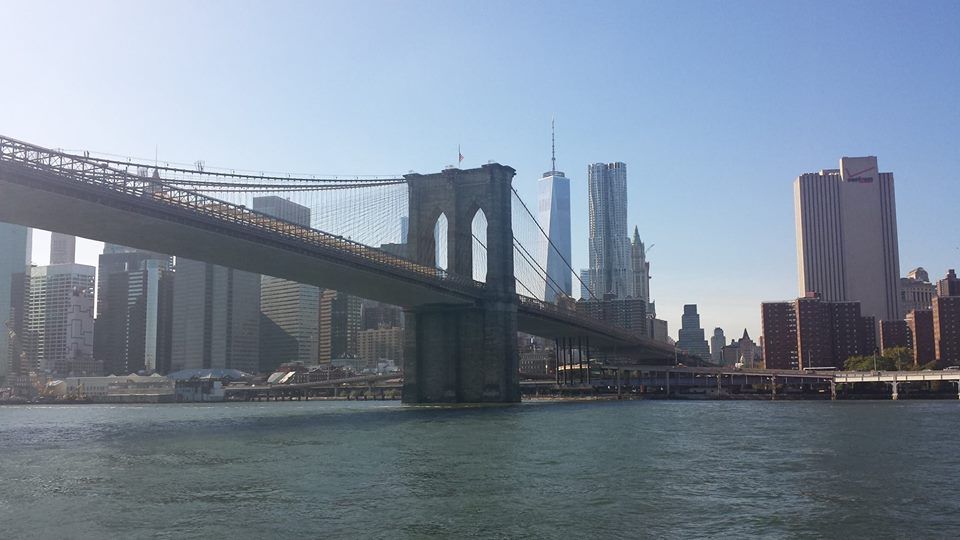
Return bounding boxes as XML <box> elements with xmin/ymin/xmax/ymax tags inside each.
<box><xmin>510</xmin><ymin>187</ymin><xmax>597</xmax><ymax>302</ymax></box>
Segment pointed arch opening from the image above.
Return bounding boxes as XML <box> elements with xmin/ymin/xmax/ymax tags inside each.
<box><xmin>434</xmin><ymin>212</ymin><xmax>449</xmax><ymax>272</ymax></box>
<box><xmin>471</xmin><ymin>208</ymin><xmax>488</xmax><ymax>283</ymax></box>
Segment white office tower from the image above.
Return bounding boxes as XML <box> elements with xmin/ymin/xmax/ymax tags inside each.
<box><xmin>588</xmin><ymin>162</ymin><xmax>632</xmax><ymax>298</ymax></box>
<box><xmin>537</xmin><ymin>122</ymin><xmax>572</xmax><ymax>302</ymax></box>
<box><xmin>25</xmin><ymin>264</ymin><xmax>96</xmax><ymax>376</ymax></box>
<box><xmin>794</xmin><ymin>156</ymin><xmax>901</xmax><ymax>322</ymax></box>
<box><xmin>0</xmin><ymin>223</ymin><xmax>31</xmax><ymax>378</ymax></box>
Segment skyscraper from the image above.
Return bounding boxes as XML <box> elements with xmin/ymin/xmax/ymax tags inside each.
<box><xmin>794</xmin><ymin>156</ymin><xmax>900</xmax><ymax>322</ymax></box>
<box><xmin>25</xmin><ymin>264</ymin><xmax>97</xmax><ymax>376</ymax></box>
<box><xmin>94</xmin><ymin>247</ymin><xmax>174</xmax><ymax>375</ymax></box>
<box><xmin>170</xmin><ymin>259</ymin><xmax>260</xmax><ymax>374</ymax></box>
<box><xmin>253</xmin><ymin>197</ymin><xmax>320</xmax><ymax>372</ymax></box>
<box><xmin>538</xmin><ymin>122</ymin><xmax>572</xmax><ymax>302</ymax></box>
<box><xmin>710</xmin><ymin>327</ymin><xmax>726</xmax><ymax>364</ymax></box>
<box><xmin>49</xmin><ymin>232</ymin><xmax>76</xmax><ymax>265</ymax></box>
<box><xmin>676</xmin><ymin>304</ymin><xmax>709</xmax><ymax>359</ymax></box>
<box><xmin>318</xmin><ymin>290</ymin><xmax>361</xmax><ymax>363</ymax></box>
<box><xmin>587</xmin><ymin>162</ymin><xmax>631</xmax><ymax>298</ymax></box>
<box><xmin>630</xmin><ymin>226</ymin><xmax>650</xmax><ymax>302</ymax></box>
<box><xmin>0</xmin><ymin>223</ymin><xmax>31</xmax><ymax>379</ymax></box>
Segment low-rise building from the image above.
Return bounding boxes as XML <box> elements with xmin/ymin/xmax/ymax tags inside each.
<box><xmin>52</xmin><ymin>373</ymin><xmax>175</xmax><ymax>402</ymax></box>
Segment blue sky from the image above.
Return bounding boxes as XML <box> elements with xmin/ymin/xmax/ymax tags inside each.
<box><xmin>2</xmin><ymin>0</ymin><xmax>958</xmax><ymax>340</ymax></box>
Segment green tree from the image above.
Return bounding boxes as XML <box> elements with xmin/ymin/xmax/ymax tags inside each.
<box><xmin>843</xmin><ymin>347</ymin><xmax>916</xmax><ymax>371</ymax></box>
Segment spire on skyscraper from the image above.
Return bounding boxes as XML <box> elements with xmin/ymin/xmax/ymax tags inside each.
<box><xmin>551</xmin><ymin>118</ymin><xmax>556</xmax><ymax>174</ymax></box>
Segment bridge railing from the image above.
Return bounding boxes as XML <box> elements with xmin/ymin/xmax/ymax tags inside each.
<box><xmin>0</xmin><ymin>135</ymin><xmax>483</xmax><ymax>292</ymax></box>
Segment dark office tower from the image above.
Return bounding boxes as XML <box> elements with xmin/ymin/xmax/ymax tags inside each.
<box><xmin>587</xmin><ymin>162</ymin><xmax>631</xmax><ymax>299</ymax></box>
<box><xmin>933</xmin><ymin>296</ymin><xmax>960</xmax><ymax>365</ymax></box>
<box><xmin>937</xmin><ymin>269</ymin><xmax>960</xmax><ymax>297</ymax></box>
<box><xmin>761</xmin><ymin>302</ymin><xmax>798</xmax><ymax>370</ymax></box>
<box><xmin>170</xmin><ymin>259</ymin><xmax>260</xmax><ymax>374</ymax></box>
<box><xmin>49</xmin><ymin>232</ymin><xmax>76</xmax><ymax>265</ymax></box>
<box><xmin>676</xmin><ymin>304</ymin><xmax>709</xmax><ymax>359</ymax></box>
<box><xmin>318</xmin><ymin>290</ymin><xmax>361</xmax><ymax>364</ymax></box>
<box><xmin>710</xmin><ymin>327</ymin><xmax>726</xmax><ymax>364</ymax></box>
<box><xmin>95</xmin><ymin>246</ymin><xmax>174</xmax><ymax>374</ymax></box>
<box><xmin>794</xmin><ymin>156</ymin><xmax>900</xmax><ymax>322</ymax></box>
<box><xmin>95</xmin><ymin>246</ymin><xmax>174</xmax><ymax>375</ymax></box>
<box><xmin>0</xmin><ymin>222</ymin><xmax>31</xmax><ymax>380</ymax></box>
<box><xmin>906</xmin><ymin>310</ymin><xmax>936</xmax><ymax>366</ymax></box>
<box><xmin>253</xmin><ymin>197</ymin><xmax>320</xmax><ymax>372</ymax></box>
<box><xmin>879</xmin><ymin>320</ymin><xmax>911</xmax><ymax>353</ymax></box>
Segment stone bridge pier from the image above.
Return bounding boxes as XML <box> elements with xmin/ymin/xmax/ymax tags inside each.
<box><xmin>401</xmin><ymin>164</ymin><xmax>520</xmax><ymax>403</ymax></box>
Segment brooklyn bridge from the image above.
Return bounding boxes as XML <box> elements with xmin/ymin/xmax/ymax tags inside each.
<box><xmin>0</xmin><ymin>135</ymin><xmax>674</xmax><ymax>403</ymax></box>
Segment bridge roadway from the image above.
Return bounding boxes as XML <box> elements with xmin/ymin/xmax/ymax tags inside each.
<box><xmin>0</xmin><ymin>135</ymin><xmax>673</xmax><ymax>357</ymax></box>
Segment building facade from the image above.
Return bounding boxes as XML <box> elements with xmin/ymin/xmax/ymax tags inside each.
<box><xmin>906</xmin><ymin>309</ymin><xmax>936</xmax><ymax>366</ymax></box>
<box><xmin>676</xmin><ymin>304</ymin><xmax>709</xmax><ymax>359</ymax></box>
<box><xmin>879</xmin><ymin>320</ymin><xmax>911</xmax><ymax>353</ymax></box>
<box><xmin>253</xmin><ymin>197</ymin><xmax>321</xmax><ymax>372</ymax></box>
<box><xmin>95</xmin><ymin>247</ymin><xmax>174</xmax><ymax>375</ymax></box>
<box><xmin>170</xmin><ymin>259</ymin><xmax>260</xmax><ymax>374</ymax></box>
<box><xmin>761</xmin><ymin>302</ymin><xmax>798</xmax><ymax>369</ymax></box>
<box><xmin>933</xmin><ymin>296</ymin><xmax>960</xmax><ymax>365</ymax></box>
<box><xmin>937</xmin><ymin>269</ymin><xmax>960</xmax><ymax>297</ymax></box>
<box><xmin>710</xmin><ymin>327</ymin><xmax>726</xmax><ymax>364</ymax></box>
<box><xmin>538</xmin><ymin>163</ymin><xmax>572</xmax><ymax>302</ymax></box>
<box><xmin>49</xmin><ymin>232</ymin><xmax>76</xmax><ymax>265</ymax></box>
<box><xmin>318</xmin><ymin>290</ymin><xmax>361</xmax><ymax>364</ymax></box>
<box><xmin>0</xmin><ymin>223</ymin><xmax>31</xmax><ymax>379</ymax></box>
<box><xmin>358</xmin><ymin>326</ymin><xmax>403</xmax><ymax>371</ymax></box>
<box><xmin>794</xmin><ymin>156</ymin><xmax>900</xmax><ymax>322</ymax></box>
<box><xmin>575</xmin><ymin>295</ymin><xmax>647</xmax><ymax>336</ymax></box>
<box><xmin>25</xmin><ymin>264</ymin><xmax>97</xmax><ymax>376</ymax></box>
<box><xmin>762</xmin><ymin>295</ymin><xmax>875</xmax><ymax>369</ymax></box>
<box><xmin>900</xmin><ymin>267</ymin><xmax>935</xmax><ymax>316</ymax></box>
<box><xmin>587</xmin><ymin>162</ymin><xmax>631</xmax><ymax>298</ymax></box>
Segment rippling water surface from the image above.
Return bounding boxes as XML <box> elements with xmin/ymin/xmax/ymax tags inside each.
<box><xmin>1</xmin><ymin>400</ymin><xmax>959</xmax><ymax>539</ymax></box>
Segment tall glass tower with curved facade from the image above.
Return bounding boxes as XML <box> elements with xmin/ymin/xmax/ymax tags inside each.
<box><xmin>587</xmin><ymin>162</ymin><xmax>631</xmax><ymax>299</ymax></box>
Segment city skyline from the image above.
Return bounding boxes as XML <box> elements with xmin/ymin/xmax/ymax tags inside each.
<box><xmin>4</xmin><ymin>0</ymin><xmax>959</xmax><ymax>339</ymax></box>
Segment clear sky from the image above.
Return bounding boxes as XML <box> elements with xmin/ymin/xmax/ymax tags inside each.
<box><xmin>2</xmin><ymin>0</ymin><xmax>958</xmax><ymax>340</ymax></box>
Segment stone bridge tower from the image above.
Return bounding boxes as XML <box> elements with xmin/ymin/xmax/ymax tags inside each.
<box><xmin>402</xmin><ymin>164</ymin><xmax>520</xmax><ymax>403</ymax></box>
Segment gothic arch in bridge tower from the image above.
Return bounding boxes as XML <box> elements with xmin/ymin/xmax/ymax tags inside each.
<box><xmin>432</xmin><ymin>212</ymin><xmax>449</xmax><ymax>271</ymax></box>
<box><xmin>402</xmin><ymin>164</ymin><xmax>520</xmax><ymax>403</ymax></box>
<box><xmin>470</xmin><ymin>207</ymin><xmax>487</xmax><ymax>283</ymax></box>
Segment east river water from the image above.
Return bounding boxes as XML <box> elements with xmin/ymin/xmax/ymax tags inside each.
<box><xmin>1</xmin><ymin>400</ymin><xmax>959</xmax><ymax>539</ymax></box>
